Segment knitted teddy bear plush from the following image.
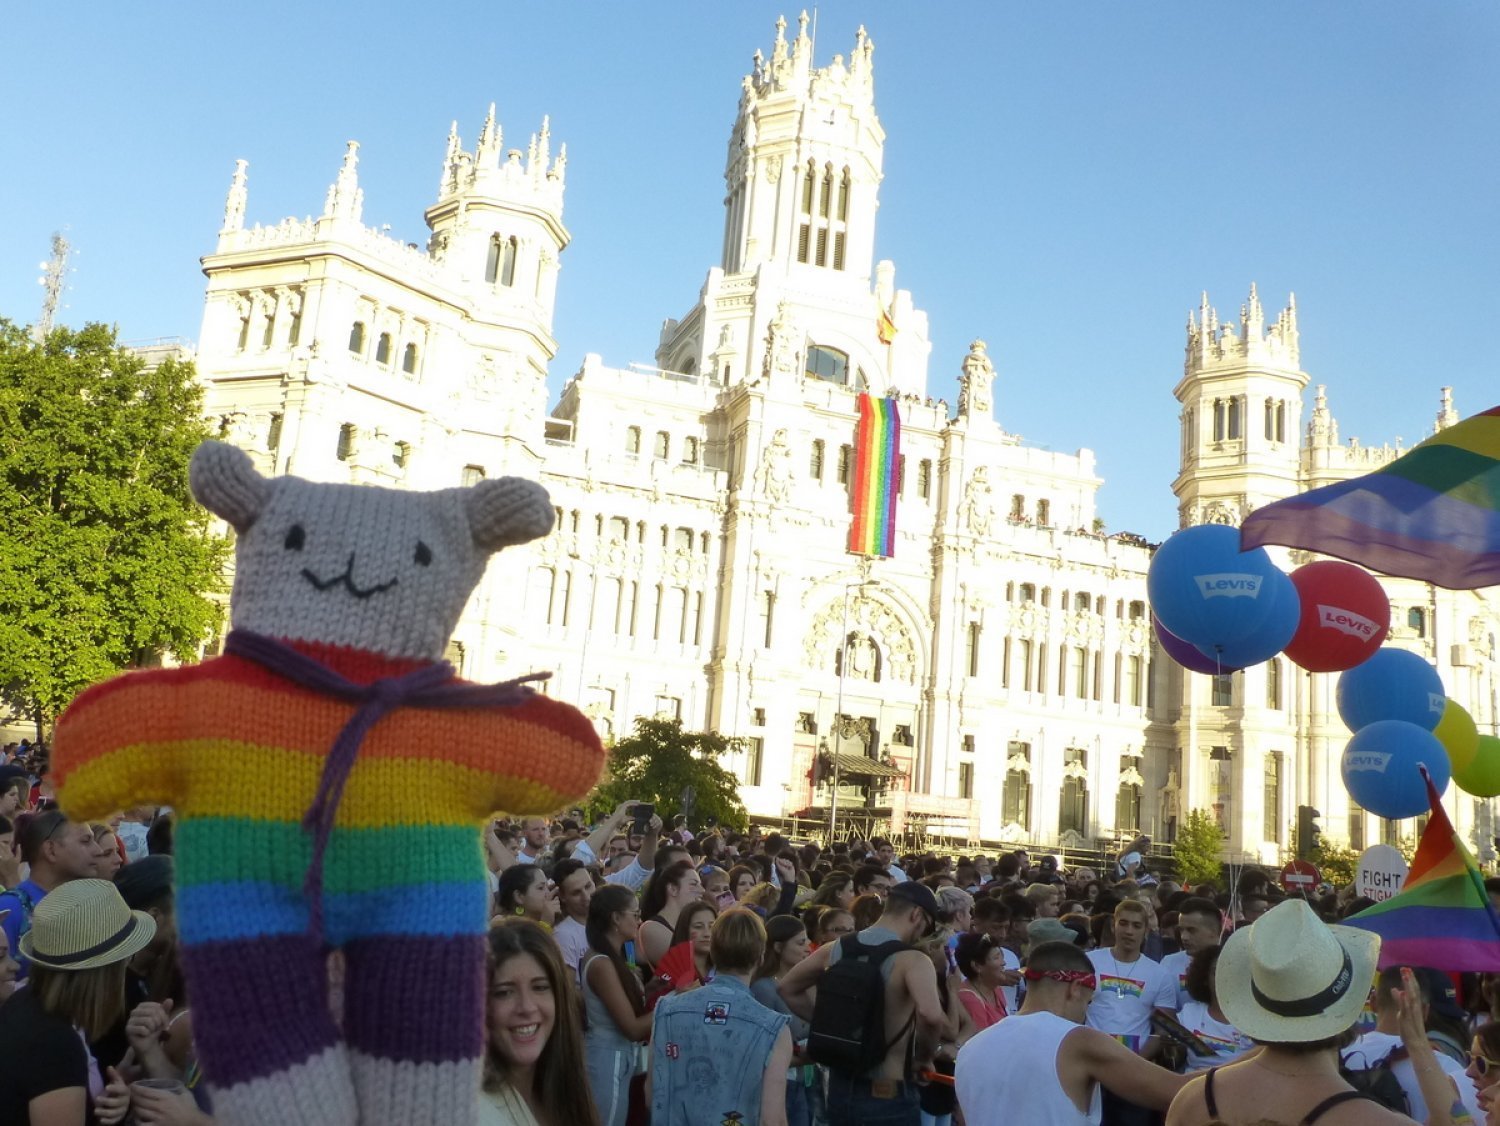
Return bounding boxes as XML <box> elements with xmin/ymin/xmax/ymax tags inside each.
<box><xmin>53</xmin><ymin>440</ymin><xmax>605</xmax><ymax>1126</ymax></box>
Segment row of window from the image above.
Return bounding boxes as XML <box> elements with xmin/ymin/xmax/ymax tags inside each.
<box><xmin>981</xmin><ymin>636</ymin><xmax>1154</xmax><ymax>708</ymax></box>
<box><xmin>625</xmin><ymin>427</ymin><xmax>702</xmax><ymax>465</ymax></box>
<box><xmin>1208</xmin><ymin>660</ymin><xmax>1287</xmax><ymax>710</ymax></box>
<box><xmin>232</xmin><ymin>289</ymin><xmax>303</xmax><ymax>353</ymax></box>
<box><xmin>529</xmin><ymin>567</ymin><xmax>707</xmax><ymax>646</ymax></box>
<box><xmin>1008</xmin><ymin>585</ymin><xmax>1147</xmax><ymax>620</ymax></box>
<box><xmin>1188</xmin><ymin>395</ymin><xmax>1293</xmax><ymax>446</ymax></box>
<box><xmin>796</xmin><ymin>162</ymin><xmax>851</xmax><ymax>270</ymax></box>
<box><xmin>553</xmin><ymin>510</ymin><xmax>713</xmax><ymax>557</ymax></box>
<box><xmin>348</xmin><ymin>320</ymin><xmax>421</xmax><ymax>376</ymax></box>
<box><xmin>808</xmin><ymin>440</ymin><xmax>937</xmax><ymax>500</ymax></box>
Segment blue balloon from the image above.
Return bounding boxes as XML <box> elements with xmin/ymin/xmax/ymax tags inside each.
<box><xmin>1337</xmin><ymin>647</ymin><xmax>1446</xmax><ymax>733</ymax></box>
<box><xmin>1341</xmin><ymin>720</ymin><xmax>1450</xmax><ymax>819</ymax></box>
<box><xmin>1195</xmin><ymin>568</ymin><xmax>1301</xmax><ymax>667</ymax></box>
<box><xmin>1147</xmin><ymin>525</ymin><xmax>1284</xmax><ymax>651</ymax></box>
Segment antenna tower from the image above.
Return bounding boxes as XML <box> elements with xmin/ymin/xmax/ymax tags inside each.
<box><xmin>34</xmin><ymin>232</ymin><xmax>70</xmax><ymax>343</ymax></box>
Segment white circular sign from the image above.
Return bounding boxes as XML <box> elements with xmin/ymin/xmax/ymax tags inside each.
<box><xmin>1355</xmin><ymin>844</ymin><xmax>1409</xmax><ymax>903</ymax></box>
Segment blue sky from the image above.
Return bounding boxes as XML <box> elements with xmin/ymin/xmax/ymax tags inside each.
<box><xmin>3</xmin><ymin>3</ymin><xmax>1496</xmax><ymax>540</ymax></box>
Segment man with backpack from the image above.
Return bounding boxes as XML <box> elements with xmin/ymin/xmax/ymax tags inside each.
<box><xmin>1340</xmin><ymin>967</ymin><xmax>1481</xmax><ymax>1123</ymax></box>
<box><xmin>779</xmin><ymin>880</ymin><xmax>948</xmax><ymax>1125</ymax></box>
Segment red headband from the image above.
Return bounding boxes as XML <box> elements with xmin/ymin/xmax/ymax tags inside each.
<box><xmin>1024</xmin><ymin>968</ymin><xmax>1097</xmax><ymax>989</ymax></box>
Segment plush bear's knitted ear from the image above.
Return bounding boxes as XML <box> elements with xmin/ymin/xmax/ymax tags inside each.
<box><xmin>465</xmin><ymin>477</ymin><xmax>554</xmax><ymax>552</ymax></box>
<box><xmin>189</xmin><ymin>439</ymin><xmax>270</xmax><ymax>532</ymax></box>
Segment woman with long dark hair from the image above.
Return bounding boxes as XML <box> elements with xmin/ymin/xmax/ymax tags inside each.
<box><xmin>581</xmin><ymin>886</ymin><xmax>653</xmax><ymax>1126</ymax></box>
<box><xmin>480</xmin><ymin>919</ymin><xmax>599</xmax><ymax>1126</ymax></box>
<box><xmin>496</xmin><ymin>865</ymin><xmax>558</xmax><ymax>928</ymax></box>
<box><xmin>636</xmin><ymin>860</ymin><xmax>702</xmax><ymax>969</ymax></box>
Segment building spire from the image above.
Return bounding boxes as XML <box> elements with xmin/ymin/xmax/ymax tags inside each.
<box><xmin>222</xmin><ymin>158</ymin><xmax>249</xmax><ymax>233</ymax></box>
<box><xmin>476</xmin><ymin>103</ymin><xmax>501</xmax><ymax>167</ymax></box>
<box><xmin>1436</xmin><ymin>386</ymin><xmax>1459</xmax><ymax>432</ymax></box>
<box><xmin>440</xmin><ymin>121</ymin><xmax>461</xmax><ymax>195</ymax></box>
<box><xmin>323</xmin><ymin>141</ymin><xmax>363</xmax><ymax>222</ymax></box>
<box><xmin>534</xmin><ymin>115</ymin><xmax>552</xmax><ymax>181</ymax></box>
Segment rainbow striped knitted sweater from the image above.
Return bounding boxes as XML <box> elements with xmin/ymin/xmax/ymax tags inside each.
<box><xmin>54</xmin><ymin>635</ymin><xmax>604</xmax><ymax>1125</ymax></box>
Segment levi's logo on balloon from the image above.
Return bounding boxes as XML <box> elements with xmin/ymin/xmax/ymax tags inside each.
<box><xmin>1317</xmin><ymin>605</ymin><xmax>1377</xmax><ymax>638</ymax></box>
<box><xmin>1346</xmin><ymin>752</ymin><xmax>1392</xmax><ymax>773</ymax></box>
<box><xmin>1194</xmin><ymin>573</ymin><xmax>1263</xmax><ymax>599</ymax></box>
<box><xmin>1429</xmin><ymin>693</ymin><xmax>1447</xmax><ymax>715</ymax></box>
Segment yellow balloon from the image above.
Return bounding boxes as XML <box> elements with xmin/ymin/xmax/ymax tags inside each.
<box><xmin>1452</xmin><ymin>734</ymin><xmax>1500</xmax><ymax>798</ymax></box>
<box><xmin>1434</xmin><ymin>699</ymin><xmax>1480</xmax><ymax>773</ymax></box>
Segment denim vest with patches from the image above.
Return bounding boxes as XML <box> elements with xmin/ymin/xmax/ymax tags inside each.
<box><xmin>650</xmin><ymin>974</ymin><xmax>790</xmax><ymax>1126</ymax></box>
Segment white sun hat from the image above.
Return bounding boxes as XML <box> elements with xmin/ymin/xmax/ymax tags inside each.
<box><xmin>19</xmin><ymin>878</ymin><xmax>156</xmax><ymax>972</ymax></box>
<box><xmin>1216</xmin><ymin>898</ymin><xmax>1379</xmax><ymax>1044</ymax></box>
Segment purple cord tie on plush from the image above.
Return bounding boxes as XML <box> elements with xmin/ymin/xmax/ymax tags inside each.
<box><xmin>223</xmin><ymin>629</ymin><xmax>545</xmax><ymax>941</ymax></box>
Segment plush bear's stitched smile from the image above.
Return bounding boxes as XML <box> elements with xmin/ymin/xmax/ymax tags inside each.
<box><xmin>301</xmin><ymin>553</ymin><xmax>399</xmax><ymax>600</ymax></box>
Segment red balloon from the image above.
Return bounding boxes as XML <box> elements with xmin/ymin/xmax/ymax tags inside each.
<box><xmin>1282</xmin><ymin>561</ymin><xmax>1390</xmax><ymax>672</ymax></box>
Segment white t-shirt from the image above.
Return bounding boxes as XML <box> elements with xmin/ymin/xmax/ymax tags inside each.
<box><xmin>1084</xmin><ymin>948</ymin><xmax>1175</xmax><ymax>1051</ymax></box>
<box><xmin>553</xmin><ymin>916</ymin><xmax>590</xmax><ymax>973</ymax></box>
<box><xmin>1342</xmin><ymin>1030</ymin><xmax>1483</xmax><ymax>1125</ymax></box>
<box><xmin>1158</xmin><ymin>949</ymin><xmax>1191</xmax><ymax>1010</ymax></box>
<box><xmin>1177</xmin><ymin>1000</ymin><xmax>1253</xmax><ymax>1071</ymax></box>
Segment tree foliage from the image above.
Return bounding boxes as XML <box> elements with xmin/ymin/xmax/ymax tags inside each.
<box><xmin>1311</xmin><ymin>842</ymin><xmax>1361</xmax><ymax>888</ymax></box>
<box><xmin>1173</xmin><ymin>809</ymin><xmax>1227</xmax><ymax>887</ymax></box>
<box><xmin>0</xmin><ymin>320</ymin><xmax>227</xmax><ymax>732</ymax></box>
<box><xmin>589</xmin><ymin>716</ymin><xmax>749</xmax><ymax>832</ymax></box>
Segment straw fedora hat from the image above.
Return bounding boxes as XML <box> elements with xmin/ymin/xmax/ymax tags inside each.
<box><xmin>1216</xmin><ymin>898</ymin><xmax>1379</xmax><ymax>1043</ymax></box>
<box><xmin>19</xmin><ymin>879</ymin><xmax>156</xmax><ymax>971</ymax></box>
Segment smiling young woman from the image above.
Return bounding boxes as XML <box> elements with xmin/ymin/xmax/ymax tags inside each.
<box><xmin>482</xmin><ymin>920</ymin><xmax>599</xmax><ymax>1126</ymax></box>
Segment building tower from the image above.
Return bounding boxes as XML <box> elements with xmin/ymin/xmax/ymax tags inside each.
<box><xmin>655</xmin><ymin>13</ymin><xmax>930</xmax><ymax>397</ymax></box>
<box><xmin>1169</xmin><ymin>285</ymin><xmax>1306</xmax><ymax>861</ymax></box>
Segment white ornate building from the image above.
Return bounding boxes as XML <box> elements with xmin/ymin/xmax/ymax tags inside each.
<box><xmin>190</xmin><ymin>16</ymin><xmax>1499</xmax><ymax>864</ymax></box>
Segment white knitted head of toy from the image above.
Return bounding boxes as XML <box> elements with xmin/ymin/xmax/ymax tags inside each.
<box><xmin>189</xmin><ymin>440</ymin><xmax>553</xmax><ymax>660</ymax></box>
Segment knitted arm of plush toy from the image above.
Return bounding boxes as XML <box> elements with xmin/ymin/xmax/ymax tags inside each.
<box><xmin>472</xmin><ymin>694</ymin><xmax>607</xmax><ymax>822</ymax></box>
<box><xmin>52</xmin><ymin>670</ymin><xmax>186</xmax><ymax>819</ymax></box>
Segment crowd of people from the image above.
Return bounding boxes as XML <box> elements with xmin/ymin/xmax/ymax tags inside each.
<box><xmin>0</xmin><ymin>736</ymin><xmax>1498</xmax><ymax>1125</ymax></box>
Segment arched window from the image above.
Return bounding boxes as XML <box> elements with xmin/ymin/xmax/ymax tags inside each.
<box><xmin>375</xmin><ymin>332</ymin><xmax>392</xmax><ymax>366</ymax></box>
<box><xmin>1227</xmin><ymin>397</ymin><xmax>1242</xmax><ymax>440</ymax></box>
<box><xmin>1276</xmin><ymin>401</ymin><xmax>1287</xmax><ymax>442</ymax></box>
<box><xmin>819</xmin><ymin>164</ymin><xmax>834</xmax><ymax>219</ymax></box>
<box><xmin>653</xmin><ymin>431</ymin><xmax>670</xmax><ymax>460</ymax></box>
<box><xmin>401</xmin><ymin>343</ymin><xmax>418</xmax><ymax>375</ymax></box>
<box><xmin>1265</xmin><ymin>398</ymin><xmax>1277</xmax><ymax>440</ymax></box>
<box><xmin>805</xmin><ymin>345</ymin><xmax>849</xmax><ymax>385</ymax></box>
<box><xmin>798</xmin><ymin>162</ymin><xmax>816</xmax><ymax>264</ymax></box>
<box><xmin>1036</xmin><ymin>498</ymin><xmax>1051</xmax><ymax>527</ymax></box>
<box><xmin>1266</xmin><ymin>658</ymin><xmax>1283</xmax><ymax>709</ymax></box>
<box><xmin>348</xmin><ymin>321</ymin><xmax>366</xmax><ymax>355</ymax></box>
<box><xmin>1407</xmin><ymin>607</ymin><xmax>1427</xmax><ymax>637</ymax></box>
<box><xmin>1003</xmin><ymin>741</ymin><xmax>1032</xmax><ymax>828</ymax></box>
<box><xmin>487</xmin><ymin>235</ymin><xmax>518</xmax><ymax>286</ymax></box>
<box><xmin>682</xmin><ymin>436</ymin><xmax>700</xmax><ymax>465</ymax></box>
<box><xmin>625</xmin><ymin>426</ymin><xmax>641</xmax><ymax>455</ymax></box>
<box><xmin>1010</xmin><ymin>494</ymin><xmax>1025</xmax><ymax>521</ymax></box>
<box><xmin>838</xmin><ymin>168</ymin><xmax>851</xmax><ymax>222</ymax></box>
<box><xmin>1213</xmin><ymin>398</ymin><xmax>1225</xmax><ymax>441</ymax></box>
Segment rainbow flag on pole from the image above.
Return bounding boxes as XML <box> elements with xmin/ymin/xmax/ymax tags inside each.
<box><xmin>1345</xmin><ymin>770</ymin><xmax>1500</xmax><ymax>970</ymax></box>
<box><xmin>848</xmin><ymin>394</ymin><xmax>901</xmax><ymax>557</ymax></box>
<box><xmin>1241</xmin><ymin>406</ymin><xmax>1500</xmax><ymax>589</ymax></box>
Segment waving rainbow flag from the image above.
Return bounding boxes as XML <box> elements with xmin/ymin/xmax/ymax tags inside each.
<box><xmin>1241</xmin><ymin>406</ymin><xmax>1500</xmax><ymax>589</ymax></box>
<box><xmin>848</xmin><ymin>394</ymin><xmax>901</xmax><ymax>557</ymax></box>
<box><xmin>1345</xmin><ymin>770</ymin><xmax>1500</xmax><ymax>970</ymax></box>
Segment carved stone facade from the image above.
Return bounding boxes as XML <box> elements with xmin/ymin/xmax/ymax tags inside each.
<box><xmin>189</xmin><ymin>18</ymin><xmax>1499</xmax><ymax>857</ymax></box>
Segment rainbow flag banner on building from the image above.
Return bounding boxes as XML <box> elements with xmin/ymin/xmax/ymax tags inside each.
<box><xmin>1345</xmin><ymin>770</ymin><xmax>1500</xmax><ymax>970</ymax></box>
<box><xmin>1241</xmin><ymin>405</ymin><xmax>1500</xmax><ymax>590</ymax></box>
<box><xmin>848</xmin><ymin>393</ymin><xmax>901</xmax><ymax>557</ymax></box>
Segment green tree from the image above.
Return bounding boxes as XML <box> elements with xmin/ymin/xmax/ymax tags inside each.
<box><xmin>1311</xmin><ymin>842</ymin><xmax>1360</xmax><ymax>888</ymax></box>
<box><xmin>589</xmin><ymin>716</ymin><xmax>749</xmax><ymax>832</ymax></box>
<box><xmin>1173</xmin><ymin>809</ymin><xmax>1226</xmax><ymax>887</ymax></box>
<box><xmin>0</xmin><ymin>321</ymin><xmax>227</xmax><ymax>735</ymax></box>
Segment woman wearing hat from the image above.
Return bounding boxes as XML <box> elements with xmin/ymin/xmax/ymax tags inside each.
<box><xmin>0</xmin><ymin>878</ymin><xmax>155</xmax><ymax>1124</ymax></box>
<box><xmin>1165</xmin><ymin>899</ymin><xmax>1461</xmax><ymax>1126</ymax></box>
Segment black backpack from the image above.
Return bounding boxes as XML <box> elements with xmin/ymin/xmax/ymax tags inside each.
<box><xmin>807</xmin><ymin>935</ymin><xmax>909</xmax><ymax>1074</ymax></box>
<box><xmin>1339</xmin><ymin>1045</ymin><xmax>1410</xmax><ymax>1115</ymax></box>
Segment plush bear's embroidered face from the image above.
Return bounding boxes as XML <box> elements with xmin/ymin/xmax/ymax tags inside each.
<box><xmin>189</xmin><ymin>440</ymin><xmax>553</xmax><ymax>660</ymax></box>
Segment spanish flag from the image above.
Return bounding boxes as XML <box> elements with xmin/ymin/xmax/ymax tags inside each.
<box><xmin>877</xmin><ymin>302</ymin><xmax>897</xmax><ymax>345</ymax></box>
